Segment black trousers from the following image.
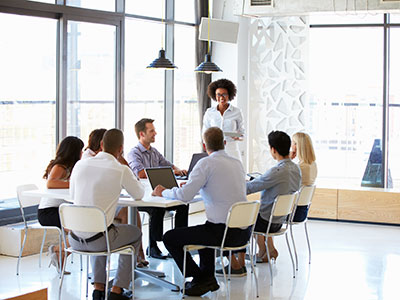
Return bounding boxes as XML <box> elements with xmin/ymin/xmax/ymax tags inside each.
<box><xmin>163</xmin><ymin>221</ymin><xmax>251</xmax><ymax>280</ymax></box>
<box><xmin>138</xmin><ymin>204</ymin><xmax>188</xmax><ymax>247</ymax></box>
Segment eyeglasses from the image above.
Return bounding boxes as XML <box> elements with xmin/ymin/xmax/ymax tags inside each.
<box><xmin>216</xmin><ymin>93</ymin><xmax>229</xmax><ymax>98</ymax></box>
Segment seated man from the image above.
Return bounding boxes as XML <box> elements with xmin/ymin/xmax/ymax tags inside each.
<box><xmin>69</xmin><ymin>129</ymin><xmax>145</xmax><ymax>300</ymax></box>
<box><xmin>152</xmin><ymin>127</ymin><xmax>251</xmax><ymax>297</ymax></box>
<box><xmin>219</xmin><ymin>130</ymin><xmax>301</xmax><ymax>274</ymax></box>
<box><xmin>127</xmin><ymin>118</ymin><xmax>189</xmax><ymax>259</ymax></box>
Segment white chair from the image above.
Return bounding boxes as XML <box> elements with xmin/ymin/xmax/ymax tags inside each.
<box><xmin>289</xmin><ymin>185</ymin><xmax>316</xmax><ymax>271</ymax></box>
<box><xmin>182</xmin><ymin>200</ymin><xmax>261</xmax><ymax>298</ymax></box>
<box><xmin>253</xmin><ymin>193</ymin><xmax>298</xmax><ymax>286</ymax></box>
<box><xmin>16</xmin><ymin>184</ymin><xmax>62</xmax><ymax>276</ymax></box>
<box><xmin>59</xmin><ymin>204</ymin><xmax>135</xmax><ymax>300</ymax></box>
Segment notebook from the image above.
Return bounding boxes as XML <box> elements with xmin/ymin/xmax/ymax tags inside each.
<box><xmin>175</xmin><ymin>152</ymin><xmax>208</xmax><ymax>180</ymax></box>
<box><xmin>145</xmin><ymin>167</ymin><xmax>179</xmax><ymax>190</ymax></box>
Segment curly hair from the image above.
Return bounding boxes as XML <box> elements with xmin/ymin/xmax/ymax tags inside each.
<box><xmin>207</xmin><ymin>78</ymin><xmax>237</xmax><ymax>101</ymax></box>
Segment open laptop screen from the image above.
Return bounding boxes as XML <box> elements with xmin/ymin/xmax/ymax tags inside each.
<box><xmin>145</xmin><ymin>167</ymin><xmax>179</xmax><ymax>190</ymax></box>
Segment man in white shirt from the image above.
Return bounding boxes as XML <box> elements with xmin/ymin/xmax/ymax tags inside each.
<box><xmin>69</xmin><ymin>129</ymin><xmax>145</xmax><ymax>300</ymax></box>
<box><xmin>152</xmin><ymin>127</ymin><xmax>250</xmax><ymax>297</ymax></box>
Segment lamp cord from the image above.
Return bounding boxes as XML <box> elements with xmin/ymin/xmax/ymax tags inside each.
<box><xmin>207</xmin><ymin>0</ymin><xmax>210</xmax><ymax>54</ymax></box>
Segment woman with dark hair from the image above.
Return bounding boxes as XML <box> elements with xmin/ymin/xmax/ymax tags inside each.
<box><xmin>38</xmin><ymin>136</ymin><xmax>84</xmax><ymax>273</ymax></box>
<box><xmin>81</xmin><ymin>128</ymin><xmax>106</xmax><ymax>159</ymax></box>
<box><xmin>203</xmin><ymin>78</ymin><xmax>245</xmax><ymax>161</ymax></box>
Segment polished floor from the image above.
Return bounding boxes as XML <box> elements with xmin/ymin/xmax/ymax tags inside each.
<box><xmin>1</xmin><ymin>212</ymin><xmax>399</xmax><ymax>300</ymax></box>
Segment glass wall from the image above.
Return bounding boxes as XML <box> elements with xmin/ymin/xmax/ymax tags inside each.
<box><xmin>308</xmin><ymin>15</ymin><xmax>400</xmax><ymax>188</ymax></box>
<box><xmin>388</xmin><ymin>27</ymin><xmax>400</xmax><ymax>188</ymax></box>
<box><xmin>308</xmin><ymin>25</ymin><xmax>383</xmax><ymax>185</ymax></box>
<box><xmin>124</xmin><ymin>18</ymin><xmax>165</xmax><ymax>153</ymax></box>
<box><xmin>0</xmin><ymin>13</ymin><xmax>57</xmax><ymax>199</ymax></box>
<box><xmin>173</xmin><ymin>24</ymin><xmax>200</xmax><ymax>168</ymax></box>
<box><xmin>66</xmin><ymin>21</ymin><xmax>116</xmax><ymax>143</ymax></box>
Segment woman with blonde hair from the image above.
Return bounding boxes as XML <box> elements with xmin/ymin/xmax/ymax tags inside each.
<box><xmin>290</xmin><ymin>132</ymin><xmax>317</xmax><ymax>222</ymax></box>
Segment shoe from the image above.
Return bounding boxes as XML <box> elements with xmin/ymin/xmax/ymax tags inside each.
<box><xmin>108</xmin><ymin>291</ymin><xmax>130</xmax><ymax>300</ymax></box>
<box><xmin>146</xmin><ymin>246</ymin><xmax>168</xmax><ymax>259</ymax></box>
<box><xmin>256</xmin><ymin>250</ymin><xmax>279</xmax><ymax>263</ymax></box>
<box><xmin>216</xmin><ymin>265</ymin><xmax>247</xmax><ymax>277</ymax></box>
<box><xmin>182</xmin><ymin>277</ymin><xmax>220</xmax><ymax>296</ymax></box>
<box><xmin>48</xmin><ymin>245</ymin><xmax>71</xmax><ymax>275</ymax></box>
<box><xmin>92</xmin><ymin>289</ymin><xmax>105</xmax><ymax>300</ymax></box>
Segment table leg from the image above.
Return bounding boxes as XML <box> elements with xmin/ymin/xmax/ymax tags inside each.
<box><xmin>128</xmin><ymin>206</ymin><xmax>180</xmax><ymax>292</ymax></box>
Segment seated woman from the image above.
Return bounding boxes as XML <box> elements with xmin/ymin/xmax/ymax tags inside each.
<box><xmin>38</xmin><ymin>136</ymin><xmax>84</xmax><ymax>274</ymax></box>
<box><xmin>83</xmin><ymin>128</ymin><xmax>149</xmax><ymax>268</ymax></box>
<box><xmin>290</xmin><ymin>132</ymin><xmax>318</xmax><ymax>222</ymax></box>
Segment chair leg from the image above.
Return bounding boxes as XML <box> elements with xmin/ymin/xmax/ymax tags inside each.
<box><xmin>285</xmin><ymin>233</ymin><xmax>296</xmax><ymax>278</ymax></box>
<box><xmin>182</xmin><ymin>247</ymin><xmax>187</xmax><ymax>298</ymax></box>
<box><xmin>131</xmin><ymin>248</ymin><xmax>135</xmax><ymax>296</ymax></box>
<box><xmin>58</xmin><ymin>250</ymin><xmax>68</xmax><ymax>300</ymax></box>
<box><xmin>265</xmin><ymin>238</ymin><xmax>273</xmax><ymax>286</ymax></box>
<box><xmin>290</xmin><ymin>224</ymin><xmax>299</xmax><ymax>271</ymax></box>
<box><xmin>221</xmin><ymin>251</ymin><xmax>228</xmax><ymax>293</ymax></box>
<box><xmin>39</xmin><ymin>229</ymin><xmax>47</xmax><ymax>268</ymax></box>
<box><xmin>58</xmin><ymin>233</ymin><xmax>62</xmax><ymax>278</ymax></box>
<box><xmin>86</xmin><ymin>256</ymin><xmax>89</xmax><ymax>299</ymax></box>
<box><xmin>304</xmin><ymin>222</ymin><xmax>312</xmax><ymax>264</ymax></box>
<box><xmin>80</xmin><ymin>254</ymin><xmax>83</xmax><ymax>271</ymax></box>
<box><xmin>105</xmin><ymin>255</ymin><xmax>111</xmax><ymax>300</ymax></box>
<box><xmin>248</xmin><ymin>244</ymin><xmax>259</xmax><ymax>298</ymax></box>
<box><xmin>16</xmin><ymin>227</ymin><xmax>28</xmax><ymax>275</ymax></box>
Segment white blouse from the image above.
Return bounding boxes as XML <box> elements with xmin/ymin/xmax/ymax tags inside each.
<box><xmin>202</xmin><ymin>104</ymin><xmax>245</xmax><ymax>142</ymax></box>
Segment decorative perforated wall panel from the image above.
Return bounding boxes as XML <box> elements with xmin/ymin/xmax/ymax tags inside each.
<box><xmin>248</xmin><ymin>16</ymin><xmax>309</xmax><ymax>172</ymax></box>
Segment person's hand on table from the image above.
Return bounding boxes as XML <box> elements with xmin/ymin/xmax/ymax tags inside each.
<box><xmin>152</xmin><ymin>184</ymin><xmax>166</xmax><ymax>196</ymax></box>
<box><xmin>179</xmin><ymin>181</ymin><xmax>187</xmax><ymax>188</ymax></box>
<box><xmin>174</xmin><ymin>168</ymin><xmax>187</xmax><ymax>176</ymax></box>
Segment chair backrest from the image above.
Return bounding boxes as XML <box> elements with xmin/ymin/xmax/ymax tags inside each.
<box><xmin>59</xmin><ymin>204</ymin><xmax>107</xmax><ymax>234</ymax></box>
<box><xmin>16</xmin><ymin>184</ymin><xmax>41</xmax><ymax>208</ymax></box>
<box><xmin>297</xmin><ymin>185</ymin><xmax>316</xmax><ymax>206</ymax></box>
<box><xmin>226</xmin><ymin>200</ymin><xmax>261</xmax><ymax>229</ymax></box>
<box><xmin>272</xmin><ymin>193</ymin><xmax>298</xmax><ymax>217</ymax></box>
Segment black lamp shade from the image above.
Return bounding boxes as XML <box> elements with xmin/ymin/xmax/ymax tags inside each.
<box><xmin>147</xmin><ymin>49</ymin><xmax>177</xmax><ymax>69</ymax></box>
<box><xmin>195</xmin><ymin>54</ymin><xmax>222</xmax><ymax>73</ymax></box>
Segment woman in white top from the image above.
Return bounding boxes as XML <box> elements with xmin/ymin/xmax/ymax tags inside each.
<box><xmin>38</xmin><ymin>136</ymin><xmax>84</xmax><ymax>273</ymax></box>
<box><xmin>202</xmin><ymin>79</ymin><xmax>245</xmax><ymax>161</ymax></box>
<box><xmin>290</xmin><ymin>132</ymin><xmax>318</xmax><ymax>222</ymax></box>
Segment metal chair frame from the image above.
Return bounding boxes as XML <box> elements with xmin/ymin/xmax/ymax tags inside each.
<box><xmin>182</xmin><ymin>200</ymin><xmax>261</xmax><ymax>299</ymax></box>
<box><xmin>16</xmin><ymin>184</ymin><xmax>62</xmax><ymax>277</ymax></box>
<box><xmin>59</xmin><ymin>204</ymin><xmax>135</xmax><ymax>300</ymax></box>
<box><xmin>253</xmin><ymin>192</ymin><xmax>298</xmax><ymax>286</ymax></box>
<box><xmin>289</xmin><ymin>185</ymin><xmax>316</xmax><ymax>271</ymax></box>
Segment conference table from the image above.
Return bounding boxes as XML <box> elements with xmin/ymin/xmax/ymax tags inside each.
<box><xmin>22</xmin><ymin>181</ymin><xmax>195</xmax><ymax>292</ymax></box>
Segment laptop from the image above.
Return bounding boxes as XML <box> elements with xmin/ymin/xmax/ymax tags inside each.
<box><xmin>176</xmin><ymin>152</ymin><xmax>208</xmax><ymax>180</ymax></box>
<box><xmin>145</xmin><ymin>167</ymin><xmax>179</xmax><ymax>190</ymax></box>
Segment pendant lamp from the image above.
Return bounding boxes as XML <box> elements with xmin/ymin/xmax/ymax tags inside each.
<box><xmin>195</xmin><ymin>1</ymin><xmax>222</xmax><ymax>73</ymax></box>
<box><xmin>147</xmin><ymin>1</ymin><xmax>177</xmax><ymax>69</ymax></box>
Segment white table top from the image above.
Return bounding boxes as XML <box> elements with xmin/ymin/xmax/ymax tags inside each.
<box><xmin>22</xmin><ymin>180</ymin><xmax>191</xmax><ymax>208</ymax></box>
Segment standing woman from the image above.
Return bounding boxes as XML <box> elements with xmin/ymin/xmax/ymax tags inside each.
<box><xmin>38</xmin><ymin>136</ymin><xmax>84</xmax><ymax>273</ymax></box>
<box><xmin>290</xmin><ymin>132</ymin><xmax>318</xmax><ymax>222</ymax></box>
<box><xmin>203</xmin><ymin>79</ymin><xmax>245</xmax><ymax>161</ymax></box>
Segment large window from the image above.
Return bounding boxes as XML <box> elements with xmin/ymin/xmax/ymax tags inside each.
<box><xmin>124</xmin><ymin>18</ymin><xmax>165</xmax><ymax>153</ymax></box>
<box><xmin>173</xmin><ymin>25</ymin><xmax>200</xmax><ymax>168</ymax></box>
<box><xmin>0</xmin><ymin>13</ymin><xmax>57</xmax><ymax>200</ymax></box>
<box><xmin>389</xmin><ymin>27</ymin><xmax>400</xmax><ymax>188</ymax></box>
<box><xmin>308</xmin><ymin>25</ymin><xmax>383</xmax><ymax>185</ymax></box>
<box><xmin>67</xmin><ymin>21</ymin><xmax>116</xmax><ymax>143</ymax></box>
<box><xmin>308</xmin><ymin>14</ymin><xmax>400</xmax><ymax>188</ymax></box>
